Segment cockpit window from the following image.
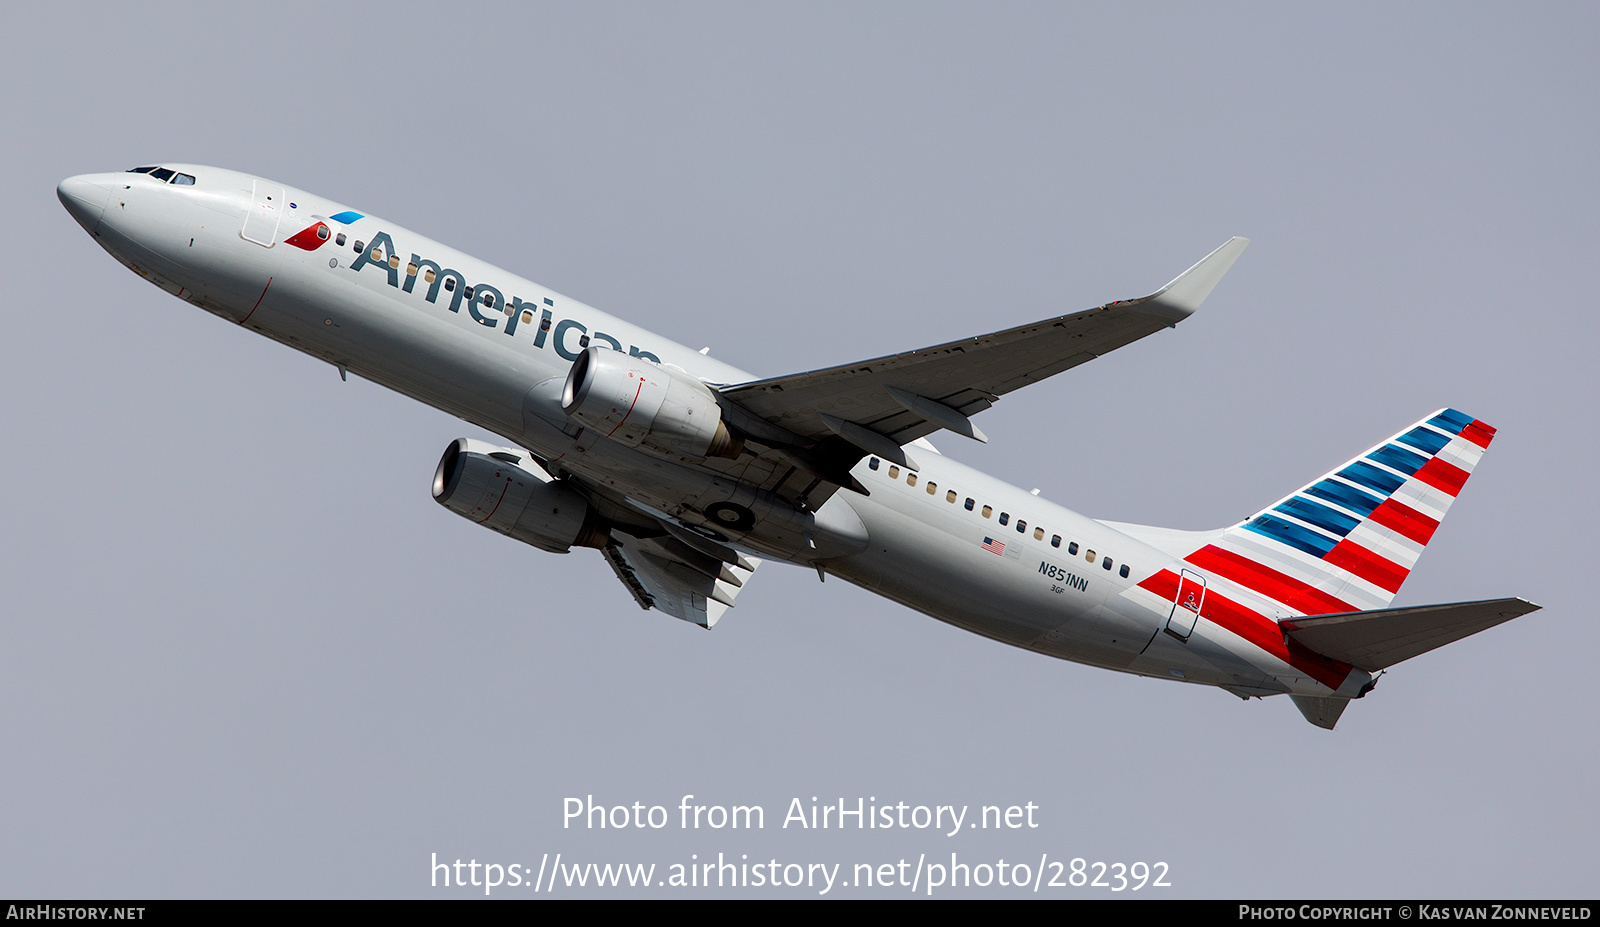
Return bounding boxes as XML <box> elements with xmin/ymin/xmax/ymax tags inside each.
<box><xmin>125</xmin><ymin>166</ymin><xmax>196</xmax><ymax>185</ymax></box>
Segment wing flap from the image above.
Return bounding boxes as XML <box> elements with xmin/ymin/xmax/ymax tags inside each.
<box><xmin>1280</xmin><ymin>597</ymin><xmax>1540</xmax><ymax>672</ymax></box>
<box><xmin>600</xmin><ymin>532</ymin><xmax>762</xmax><ymax>628</ymax></box>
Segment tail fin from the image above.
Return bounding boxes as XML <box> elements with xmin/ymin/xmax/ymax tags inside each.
<box><xmin>1289</xmin><ymin>695</ymin><xmax>1350</xmax><ymax>731</ymax></box>
<box><xmin>1187</xmin><ymin>409</ymin><xmax>1496</xmax><ymax>616</ymax></box>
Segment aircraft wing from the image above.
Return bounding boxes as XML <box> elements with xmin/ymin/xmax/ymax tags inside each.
<box><xmin>600</xmin><ymin>530</ymin><xmax>761</xmax><ymax>628</ymax></box>
<box><xmin>718</xmin><ymin>238</ymin><xmax>1248</xmax><ymax>457</ymax></box>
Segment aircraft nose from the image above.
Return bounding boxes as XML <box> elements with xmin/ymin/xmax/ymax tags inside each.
<box><xmin>58</xmin><ymin>174</ymin><xmax>113</xmax><ymax>233</ymax></box>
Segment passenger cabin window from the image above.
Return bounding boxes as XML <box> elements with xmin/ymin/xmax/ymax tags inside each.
<box><xmin>336</xmin><ymin>233</ymin><xmax>347</xmax><ymax>247</ymax></box>
<box><xmin>424</xmin><ymin>268</ymin><xmax>436</xmax><ymax>283</ymax></box>
<box><xmin>906</xmin><ymin>473</ymin><xmax>917</xmax><ymax>487</ymax></box>
<box><xmin>1085</xmin><ymin>549</ymin><xmax>1096</xmax><ymax>563</ymax></box>
<box><xmin>926</xmin><ymin>481</ymin><xmax>936</xmax><ymax>495</ymax></box>
<box><xmin>1015</xmin><ymin>519</ymin><xmax>1026</xmax><ymax>533</ymax></box>
<box><xmin>964</xmin><ymin>498</ymin><xmax>975</xmax><ymax>511</ymax></box>
<box><xmin>888</xmin><ymin>465</ymin><xmax>900</xmax><ymax>479</ymax></box>
<box><xmin>869</xmin><ymin>458</ymin><xmax>880</xmax><ymax>470</ymax></box>
<box><xmin>354</xmin><ymin>240</ymin><xmax>365</xmax><ymax>253</ymax></box>
<box><xmin>317</xmin><ymin>226</ymin><xmax>331</xmax><ymax>241</ymax></box>
<box><xmin>520</xmin><ymin>310</ymin><xmax>534</xmax><ymax>324</ymax></box>
<box><xmin>998</xmin><ymin>512</ymin><xmax>1009</xmax><ymax>526</ymax></box>
<box><xmin>981</xmin><ymin>505</ymin><xmax>992</xmax><ymax>518</ymax></box>
<box><xmin>1103</xmin><ymin>557</ymin><xmax>1113</xmax><ymax>570</ymax></box>
<box><xmin>1119</xmin><ymin>564</ymin><xmax>1130</xmax><ymax>578</ymax></box>
<box><xmin>406</xmin><ymin>262</ymin><xmax>418</xmax><ymax>276</ymax></box>
<box><xmin>1034</xmin><ymin>528</ymin><xmax>1045</xmax><ymax>541</ymax></box>
<box><xmin>1068</xmin><ymin>542</ymin><xmax>1079</xmax><ymax>555</ymax></box>
<box><xmin>946</xmin><ymin>491</ymin><xmax>957</xmax><ymax>503</ymax></box>
<box><xmin>1051</xmin><ymin>534</ymin><xmax>1061</xmax><ymax>548</ymax></box>
<box><xmin>444</xmin><ymin>278</ymin><xmax>456</xmax><ymax>291</ymax></box>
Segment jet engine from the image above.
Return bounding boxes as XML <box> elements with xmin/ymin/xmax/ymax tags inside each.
<box><xmin>432</xmin><ymin>438</ymin><xmax>609</xmax><ymax>553</ymax></box>
<box><xmin>561</xmin><ymin>346</ymin><xmax>743</xmax><ymax>460</ymax></box>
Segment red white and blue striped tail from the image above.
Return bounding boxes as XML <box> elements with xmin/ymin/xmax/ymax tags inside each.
<box><xmin>1187</xmin><ymin>409</ymin><xmax>1495</xmax><ymax>615</ymax></box>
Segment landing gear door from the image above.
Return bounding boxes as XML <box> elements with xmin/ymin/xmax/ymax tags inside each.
<box><xmin>1166</xmin><ymin>569</ymin><xmax>1206</xmax><ymax>641</ymax></box>
<box><xmin>241</xmin><ymin>180</ymin><xmax>285</xmax><ymax>247</ymax></box>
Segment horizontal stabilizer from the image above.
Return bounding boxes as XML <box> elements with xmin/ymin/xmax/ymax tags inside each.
<box><xmin>1281</xmin><ymin>597</ymin><xmax>1540</xmax><ymax>672</ymax></box>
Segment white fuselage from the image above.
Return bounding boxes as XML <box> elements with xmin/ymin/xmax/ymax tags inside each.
<box><xmin>58</xmin><ymin>165</ymin><xmax>1370</xmax><ymax>701</ymax></box>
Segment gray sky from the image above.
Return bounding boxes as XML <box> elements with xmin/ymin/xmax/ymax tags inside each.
<box><xmin>2</xmin><ymin>2</ymin><xmax>1594</xmax><ymax>898</ymax></box>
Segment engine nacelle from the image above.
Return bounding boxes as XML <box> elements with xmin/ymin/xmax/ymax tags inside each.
<box><xmin>432</xmin><ymin>438</ymin><xmax>609</xmax><ymax>553</ymax></box>
<box><xmin>561</xmin><ymin>346</ymin><xmax>742</xmax><ymax>459</ymax></box>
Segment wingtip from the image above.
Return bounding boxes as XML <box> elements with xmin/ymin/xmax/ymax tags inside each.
<box><xmin>1143</xmin><ymin>236</ymin><xmax>1250</xmax><ymax>320</ymax></box>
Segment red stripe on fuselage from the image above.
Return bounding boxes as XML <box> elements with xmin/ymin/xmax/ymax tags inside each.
<box><xmin>1461</xmin><ymin>419</ymin><xmax>1496</xmax><ymax>448</ymax></box>
<box><xmin>1137</xmin><ymin>569</ymin><xmax>1353</xmax><ymax>690</ymax></box>
<box><xmin>1368</xmin><ymin>498</ymin><xmax>1439</xmax><ymax>545</ymax></box>
<box><xmin>1184</xmin><ymin>545</ymin><xmax>1354</xmax><ymax>615</ymax></box>
<box><xmin>1323</xmin><ymin>539</ymin><xmax>1408</xmax><ymax>592</ymax></box>
<box><xmin>1414</xmin><ymin>456</ymin><xmax>1468</xmax><ymax>496</ymax></box>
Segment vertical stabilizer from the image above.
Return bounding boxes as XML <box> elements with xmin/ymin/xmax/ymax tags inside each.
<box><xmin>1289</xmin><ymin>695</ymin><xmax>1351</xmax><ymax>730</ymax></box>
<box><xmin>1185</xmin><ymin>409</ymin><xmax>1496</xmax><ymax>616</ymax></box>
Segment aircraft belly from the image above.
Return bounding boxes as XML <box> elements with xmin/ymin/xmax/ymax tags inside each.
<box><xmin>1124</xmin><ymin>625</ymin><xmax>1285</xmax><ymax>691</ymax></box>
<box><xmin>1025</xmin><ymin>602</ymin><xmax>1153</xmax><ymax>671</ymax></box>
<box><xmin>532</xmin><ymin>437</ymin><xmax>868</xmax><ymax>562</ymax></box>
<box><xmin>831</xmin><ymin>494</ymin><xmax>1131</xmax><ymax>656</ymax></box>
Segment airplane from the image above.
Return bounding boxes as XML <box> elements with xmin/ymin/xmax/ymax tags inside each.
<box><xmin>57</xmin><ymin>164</ymin><xmax>1539</xmax><ymax>729</ymax></box>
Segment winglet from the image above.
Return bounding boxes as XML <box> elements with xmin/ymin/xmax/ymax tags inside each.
<box><xmin>1143</xmin><ymin>237</ymin><xmax>1249</xmax><ymax>321</ymax></box>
